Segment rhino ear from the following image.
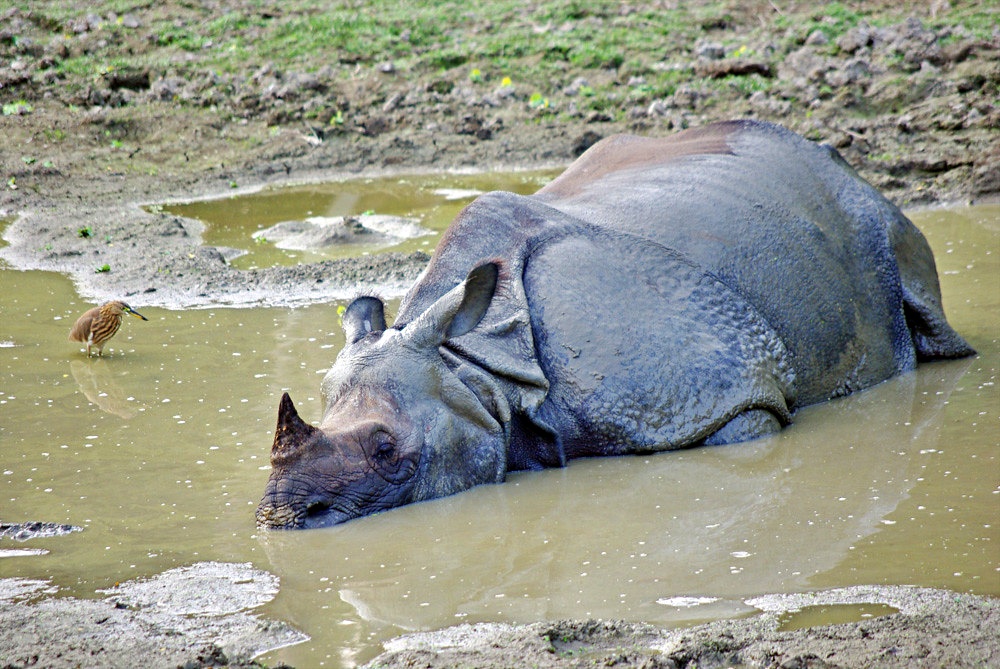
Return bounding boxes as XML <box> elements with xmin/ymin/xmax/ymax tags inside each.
<box><xmin>407</xmin><ymin>263</ymin><xmax>499</xmax><ymax>348</ymax></box>
<box><xmin>342</xmin><ymin>296</ymin><xmax>387</xmax><ymax>344</ymax></box>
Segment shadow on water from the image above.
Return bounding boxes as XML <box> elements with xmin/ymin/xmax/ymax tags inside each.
<box><xmin>0</xmin><ymin>188</ymin><xmax>997</xmax><ymax>668</ymax></box>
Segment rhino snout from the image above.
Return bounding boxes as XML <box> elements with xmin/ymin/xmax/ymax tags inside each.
<box><xmin>256</xmin><ymin>485</ymin><xmax>352</xmax><ymax>529</ymax></box>
<box><xmin>255</xmin><ymin>495</ymin><xmax>303</xmax><ymax>529</ymax></box>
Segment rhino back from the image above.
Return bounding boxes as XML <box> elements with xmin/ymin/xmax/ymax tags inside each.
<box><xmin>537</xmin><ymin>120</ymin><xmax>942</xmax><ymax>406</ymax></box>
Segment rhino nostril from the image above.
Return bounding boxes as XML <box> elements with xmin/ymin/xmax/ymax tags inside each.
<box><xmin>305</xmin><ymin>499</ymin><xmax>331</xmax><ymax>517</ymax></box>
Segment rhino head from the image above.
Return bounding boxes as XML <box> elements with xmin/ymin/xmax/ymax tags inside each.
<box><xmin>256</xmin><ymin>263</ymin><xmax>509</xmax><ymax>529</ymax></box>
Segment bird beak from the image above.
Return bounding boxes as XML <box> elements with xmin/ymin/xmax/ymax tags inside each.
<box><xmin>127</xmin><ymin>307</ymin><xmax>149</xmax><ymax>321</ymax></box>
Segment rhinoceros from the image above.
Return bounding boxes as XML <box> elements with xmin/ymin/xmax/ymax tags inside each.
<box><xmin>256</xmin><ymin>120</ymin><xmax>973</xmax><ymax>529</ymax></box>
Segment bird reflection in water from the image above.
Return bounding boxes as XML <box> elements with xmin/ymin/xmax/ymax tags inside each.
<box><xmin>69</xmin><ymin>359</ymin><xmax>145</xmax><ymax>418</ymax></box>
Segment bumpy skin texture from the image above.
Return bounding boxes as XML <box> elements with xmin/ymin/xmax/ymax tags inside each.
<box><xmin>256</xmin><ymin>120</ymin><xmax>973</xmax><ymax>529</ymax></box>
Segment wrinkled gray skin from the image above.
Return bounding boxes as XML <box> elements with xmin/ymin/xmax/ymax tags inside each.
<box><xmin>257</xmin><ymin>120</ymin><xmax>974</xmax><ymax>530</ymax></box>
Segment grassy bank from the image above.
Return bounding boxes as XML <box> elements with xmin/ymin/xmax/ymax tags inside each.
<box><xmin>6</xmin><ymin>1</ymin><xmax>997</xmax><ymax>125</ymax></box>
<box><xmin>1</xmin><ymin>1</ymin><xmax>997</xmax><ymax>208</ymax></box>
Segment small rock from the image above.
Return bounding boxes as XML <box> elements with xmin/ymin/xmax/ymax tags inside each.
<box><xmin>826</xmin><ymin>59</ymin><xmax>870</xmax><ymax>87</ymax></box>
<box><xmin>647</xmin><ymin>100</ymin><xmax>669</xmax><ymax>117</ymax></box>
<box><xmin>382</xmin><ymin>91</ymin><xmax>404</xmax><ymax>113</ymax></box>
<box><xmin>105</xmin><ymin>69</ymin><xmax>150</xmax><ymax>91</ymax></box>
<box><xmin>494</xmin><ymin>83</ymin><xmax>516</xmax><ymax>100</ymax></box>
<box><xmin>150</xmin><ymin>77</ymin><xmax>188</xmax><ymax>102</ymax></box>
<box><xmin>695</xmin><ymin>41</ymin><xmax>726</xmax><ymax>60</ymax></box>
<box><xmin>748</xmin><ymin>90</ymin><xmax>791</xmax><ymax>116</ymax></box>
<box><xmin>805</xmin><ymin>30</ymin><xmax>829</xmax><ymax>46</ymax></box>
<box><xmin>919</xmin><ymin>60</ymin><xmax>941</xmax><ymax>75</ymax></box>
<box><xmin>971</xmin><ymin>145</ymin><xmax>1000</xmax><ymax>196</ymax></box>
<box><xmin>695</xmin><ymin>59</ymin><xmax>772</xmax><ymax>79</ymax></box>
<box><xmin>670</xmin><ymin>85</ymin><xmax>702</xmax><ymax>110</ymax></box>
<box><xmin>832</xmin><ymin>132</ymin><xmax>853</xmax><ymax>149</ymax></box>
<box><xmin>563</xmin><ymin>76</ymin><xmax>590</xmax><ymax>96</ymax></box>
<box><xmin>0</xmin><ymin>522</ymin><xmax>83</xmax><ymax>541</ymax></box>
<box><xmin>836</xmin><ymin>23</ymin><xmax>875</xmax><ymax>53</ymax></box>
<box><xmin>963</xmin><ymin>107</ymin><xmax>985</xmax><ymax>128</ymax></box>
<box><xmin>782</xmin><ymin>47</ymin><xmax>829</xmax><ymax>80</ymax></box>
<box><xmin>196</xmin><ymin>247</ymin><xmax>228</xmax><ymax>264</ymax></box>
<box><xmin>157</xmin><ymin>217</ymin><xmax>189</xmax><ymax>237</ymax></box>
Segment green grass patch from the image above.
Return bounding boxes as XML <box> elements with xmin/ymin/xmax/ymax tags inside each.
<box><xmin>725</xmin><ymin>73</ymin><xmax>773</xmax><ymax>97</ymax></box>
<box><xmin>2</xmin><ymin>100</ymin><xmax>34</xmax><ymax>116</ymax></box>
<box><xmin>934</xmin><ymin>4</ymin><xmax>1000</xmax><ymax>40</ymax></box>
<box><xmin>13</xmin><ymin>0</ymin><xmax>994</xmax><ymax>121</ymax></box>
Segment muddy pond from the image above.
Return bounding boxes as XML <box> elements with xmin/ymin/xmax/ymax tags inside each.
<box><xmin>1</xmin><ymin>172</ymin><xmax>997</xmax><ymax>667</ymax></box>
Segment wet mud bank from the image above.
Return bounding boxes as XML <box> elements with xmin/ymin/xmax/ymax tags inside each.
<box><xmin>1</xmin><ymin>561</ymin><xmax>305</xmax><ymax>669</ymax></box>
<box><xmin>2</xmin><ymin>566</ymin><xmax>997</xmax><ymax>668</ymax></box>
<box><xmin>367</xmin><ymin>587</ymin><xmax>999</xmax><ymax>669</ymax></box>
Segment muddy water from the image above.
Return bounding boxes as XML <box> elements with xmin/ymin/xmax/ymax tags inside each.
<box><xmin>164</xmin><ymin>171</ymin><xmax>558</xmax><ymax>269</ymax></box>
<box><xmin>1</xmin><ymin>191</ymin><xmax>997</xmax><ymax>668</ymax></box>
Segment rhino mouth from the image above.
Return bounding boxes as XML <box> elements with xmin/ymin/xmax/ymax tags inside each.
<box><xmin>255</xmin><ymin>497</ymin><xmax>300</xmax><ymax>529</ymax></box>
<box><xmin>256</xmin><ymin>494</ymin><xmax>354</xmax><ymax>530</ymax></box>
<box><xmin>301</xmin><ymin>499</ymin><xmax>354</xmax><ymax>528</ymax></box>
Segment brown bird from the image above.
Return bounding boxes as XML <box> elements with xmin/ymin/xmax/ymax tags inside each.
<box><xmin>69</xmin><ymin>300</ymin><xmax>148</xmax><ymax>357</ymax></box>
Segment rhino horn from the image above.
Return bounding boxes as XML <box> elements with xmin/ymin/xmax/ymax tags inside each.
<box><xmin>342</xmin><ymin>296</ymin><xmax>388</xmax><ymax>344</ymax></box>
<box><xmin>406</xmin><ymin>262</ymin><xmax>499</xmax><ymax>348</ymax></box>
<box><xmin>272</xmin><ymin>392</ymin><xmax>319</xmax><ymax>459</ymax></box>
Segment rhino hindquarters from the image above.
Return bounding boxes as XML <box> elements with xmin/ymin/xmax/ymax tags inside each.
<box><xmin>833</xmin><ymin>155</ymin><xmax>975</xmax><ymax>363</ymax></box>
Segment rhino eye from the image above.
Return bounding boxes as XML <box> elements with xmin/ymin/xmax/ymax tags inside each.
<box><xmin>366</xmin><ymin>430</ymin><xmax>416</xmax><ymax>483</ymax></box>
<box><xmin>374</xmin><ymin>438</ymin><xmax>396</xmax><ymax>462</ymax></box>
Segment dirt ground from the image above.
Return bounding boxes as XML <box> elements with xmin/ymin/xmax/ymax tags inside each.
<box><xmin>366</xmin><ymin>586</ymin><xmax>1000</xmax><ymax>669</ymax></box>
<box><xmin>1</xmin><ymin>1</ymin><xmax>997</xmax><ymax>308</ymax></box>
<box><xmin>1</xmin><ymin>1</ymin><xmax>998</xmax><ymax>667</ymax></box>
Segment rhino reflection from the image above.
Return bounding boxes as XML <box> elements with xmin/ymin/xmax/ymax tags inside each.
<box><xmin>258</xmin><ymin>357</ymin><xmax>970</xmax><ymax>630</ymax></box>
<box><xmin>252</xmin><ymin>214</ymin><xmax>430</xmax><ymax>251</ymax></box>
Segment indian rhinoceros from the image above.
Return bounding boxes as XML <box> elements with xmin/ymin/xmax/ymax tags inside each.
<box><xmin>256</xmin><ymin>120</ymin><xmax>973</xmax><ymax>529</ymax></box>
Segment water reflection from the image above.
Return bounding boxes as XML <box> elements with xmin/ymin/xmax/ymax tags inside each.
<box><xmin>257</xmin><ymin>355</ymin><xmax>971</xmax><ymax>638</ymax></box>
<box><xmin>69</xmin><ymin>359</ymin><xmax>146</xmax><ymax>419</ymax></box>
<box><xmin>776</xmin><ymin>603</ymin><xmax>899</xmax><ymax>631</ymax></box>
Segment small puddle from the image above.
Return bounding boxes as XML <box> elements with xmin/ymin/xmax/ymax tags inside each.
<box><xmin>159</xmin><ymin>171</ymin><xmax>557</xmax><ymax>269</ymax></box>
<box><xmin>777</xmin><ymin>603</ymin><xmax>900</xmax><ymax>631</ymax></box>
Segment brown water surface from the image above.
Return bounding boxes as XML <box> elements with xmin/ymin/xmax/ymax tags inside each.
<box><xmin>1</xmin><ymin>187</ymin><xmax>997</xmax><ymax>668</ymax></box>
<box><xmin>162</xmin><ymin>171</ymin><xmax>558</xmax><ymax>269</ymax></box>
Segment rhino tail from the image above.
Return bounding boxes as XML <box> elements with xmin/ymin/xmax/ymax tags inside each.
<box><xmin>881</xmin><ymin>204</ymin><xmax>975</xmax><ymax>361</ymax></box>
<box><xmin>903</xmin><ymin>287</ymin><xmax>976</xmax><ymax>361</ymax></box>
